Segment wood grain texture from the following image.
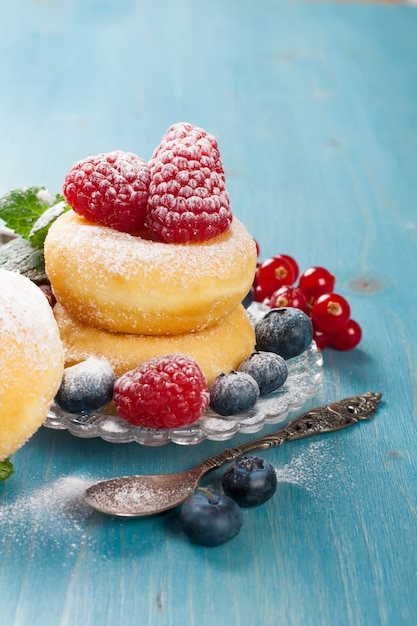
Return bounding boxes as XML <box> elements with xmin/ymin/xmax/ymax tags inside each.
<box><xmin>1</xmin><ymin>1</ymin><xmax>417</xmax><ymax>625</ymax></box>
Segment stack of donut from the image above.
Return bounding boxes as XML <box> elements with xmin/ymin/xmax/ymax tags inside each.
<box><xmin>44</xmin><ymin>125</ymin><xmax>257</xmax><ymax>387</ymax></box>
<box><xmin>45</xmin><ymin>211</ymin><xmax>257</xmax><ymax>385</ymax></box>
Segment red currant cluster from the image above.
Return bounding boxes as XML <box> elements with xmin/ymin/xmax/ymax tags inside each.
<box><xmin>253</xmin><ymin>250</ymin><xmax>362</xmax><ymax>351</ymax></box>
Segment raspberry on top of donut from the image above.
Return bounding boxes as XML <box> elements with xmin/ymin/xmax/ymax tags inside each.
<box><xmin>62</xmin><ymin>123</ymin><xmax>233</xmax><ymax>244</ymax></box>
<box><xmin>147</xmin><ymin>122</ymin><xmax>233</xmax><ymax>243</ymax></box>
<box><xmin>63</xmin><ymin>150</ymin><xmax>150</xmax><ymax>234</ymax></box>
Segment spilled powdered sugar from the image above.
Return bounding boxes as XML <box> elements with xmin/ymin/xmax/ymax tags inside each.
<box><xmin>274</xmin><ymin>440</ymin><xmax>346</xmax><ymax>500</ymax></box>
<box><xmin>0</xmin><ymin>476</ymin><xmax>97</xmax><ymax>562</ymax></box>
<box><xmin>0</xmin><ymin>441</ymin><xmax>344</xmax><ymax>560</ymax></box>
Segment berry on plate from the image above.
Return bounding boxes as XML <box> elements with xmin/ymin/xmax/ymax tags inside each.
<box><xmin>238</xmin><ymin>351</ymin><xmax>288</xmax><ymax>395</ymax></box>
<box><xmin>275</xmin><ymin>254</ymin><xmax>299</xmax><ymax>283</ymax></box>
<box><xmin>267</xmin><ymin>285</ymin><xmax>308</xmax><ymax>313</ymax></box>
<box><xmin>254</xmin><ymin>255</ymin><xmax>296</xmax><ymax>302</ymax></box>
<box><xmin>55</xmin><ymin>357</ymin><xmax>116</xmax><ymax>415</ymax></box>
<box><xmin>313</xmin><ymin>327</ymin><xmax>331</xmax><ymax>351</ymax></box>
<box><xmin>63</xmin><ymin>150</ymin><xmax>150</xmax><ymax>233</ymax></box>
<box><xmin>254</xmin><ymin>307</ymin><xmax>313</xmax><ymax>360</ymax></box>
<box><xmin>222</xmin><ymin>456</ymin><xmax>277</xmax><ymax>507</ymax></box>
<box><xmin>242</xmin><ymin>286</ymin><xmax>255</xmax><ymax>309</ymax></box>
<box><xmin>209</xmin><ymin>371</ymin><xmax>260</xmax><ymax>416</ymax></box>
<box><xmin>113</xmin><ymin>354</ymin><xmax>210</xmax><ymax>429</ymax></box>
<box><xmin>180</xmin><ymin>487</ymin><xmax>243</xmax><ymax>546</ymax></box>
<box><xmin>146</xmin><ymin>122</ymin><xmax>233</xmax><ymax>243</ymax></box>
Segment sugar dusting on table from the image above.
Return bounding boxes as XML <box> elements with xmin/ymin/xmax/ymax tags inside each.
<box><xmin>0</xmin><ymin>476</ymin><xmax>98</xmax><ymax>562</ymax></box>
<box><xmin>0</xmin><ymin>441</ymin><xmax>346</xmax><ymax>556</ymax></box>
<box><xmin>274</xmin><ymin>440</ymin><xmax>347</xmax><ymax>500</ymax></box>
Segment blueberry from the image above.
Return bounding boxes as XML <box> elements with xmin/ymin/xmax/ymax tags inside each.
<box><xmin>222</xmin><ymin>456</ymin><xmax>277</xmax><ymax>507</ymax></box>
<box><xmin>55</xmin><ymin>357</ymin><xmax>116</xmax><ymax>414</ymax></box>
<box><xmin>180</xmin><ymin>487</ymin><xmax>243</xmax><ymax>546</ymax></box>
<box><xmin>209</xmin><ymin>371</ymin><xmax>260</xmax><ymax>416</ymax></box>
<box><xmin>242</xmin><ymin>286</ymin><xmax>254</xmax><ymax>309</ymax></box>
<box><xmin>254</xmin><ymin>307</ymin><xmax>313</xmax><ymax>360</ymax></box>
<box><xmin>238</xmin><ymin>351</ymin><xmax>288</xmax><ymax>395</ymax></box>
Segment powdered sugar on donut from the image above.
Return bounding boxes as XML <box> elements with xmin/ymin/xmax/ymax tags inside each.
<box><xmin>57</xmin><ymin>212</ymin><xmax>251</xmax><ymax>281</ymax></box>
<box><xmin>0</xmin><ymin>269</ymin><xmax>64</xmax><ymax>459</ymax></box>
<box><xmin>0</xmin><ymin>269</ymin><xmax>61</xmax><ymax>370</ymax></box>
<box><xmin>45</xmin><ymin>211</ymin><xmax>257</xmax><ymax>335</ymax></box>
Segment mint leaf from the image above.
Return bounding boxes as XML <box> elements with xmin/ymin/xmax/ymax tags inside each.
<box><xmin>0</xmin><ymin>458</ymin><xmax>14</xmax><ymax>482</ymax></box>
<box><xmin>0</xmin><ymin>187</ymin><xmax>65</xmax><ymax>243</ymax></box>
<box><xmin>29</xmin><ymin>200</ymin><xmax>69</xmax><ymax>248</ymax></box>
<box><xmin>0</xmin><ymin>236</ymin><xmax>48</xmax><ymax>283</ymax></box>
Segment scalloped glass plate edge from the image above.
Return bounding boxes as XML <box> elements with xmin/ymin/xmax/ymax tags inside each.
<box><xmin>44</xmin><ymin>341</ymin><xmax>323</xmax><ymax>446</ymax></box>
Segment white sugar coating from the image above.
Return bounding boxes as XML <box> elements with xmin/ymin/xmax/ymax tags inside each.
<box><xmin>30</xmin><ymin>200</ymin><xmax>67</xmax><ymax>234</ymax></box>
<box><xmin>0</xmin><ymin>476</ymin><xmax>97</xmax><ymax>560</ymax></box>
<box><xmin>53</xmin><ymin>300</ymin><xmax>255</xmax><ymax>386</ymax></box>
<box><xmin>48</xmin><ymin>211</ymin><xmax>254</xmax><ymax>282</ymax></box>
<box><xmin>61</xmin><ymin>356</ymin><xmax>115</xmax><ymax>393</ymax></box>
<box><xmin>44</xmin><ymin>210</ymin><xmax>257</xmax><ymax>335</ymax></box>
<box><xmin>0</xmin><ymin>269</ymin><xmax>59</xmax><ymax>350</ymax></box>
<box><xmin>86</xmin><ymin>474</ymin><xmax>197</xmax><ymax>515</ymax></box>
<box><xmin>55</xmin><ymin>356</ymin><xmax>116</xmax><ymax>413</ymax></box>
<box><xmin>0</xmin><ymin>269</ymin><xmax>64</xmax><ymax>459</ymax></box>
<box><xmin>36</xmin><ymin>188</ymin><xmax>56</xmax><ymax>205</ymax></box>
<box><xmin>209</xmin><ymin>371</ymin><xmax>260</xmax><ymax>415</ymax></box>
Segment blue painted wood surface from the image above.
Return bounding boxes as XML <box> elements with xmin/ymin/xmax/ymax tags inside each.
<box><xmin>1</xmin><ymin>1</ymin><xmax>417</xmax><ymax>625</ymax></box>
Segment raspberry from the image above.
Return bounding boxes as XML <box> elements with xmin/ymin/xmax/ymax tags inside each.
<box><xmin>146</xmin><ymin>122</ymin><xmax>233</xmax><ymax>243</ymax></box>
<box><xmin>63</xmin><ymin>150</ymin><xmax>150</xmax><ymax>233</ymax></box>
<box><xmin>113</xmin><ymin>354</ymin><xmax>210</xmax><ymax>429</ymax></box>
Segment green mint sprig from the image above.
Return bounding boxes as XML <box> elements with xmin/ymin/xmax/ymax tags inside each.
<box><xmin>0</xmin><ymin>186</ymin><xmax>69</xmax><ymax>281</ymax></box>
<box><xmin>0</xmin><ymin>458</ymin><xmax>14</xmax><ymax>482</ymax></box>
<box><xmin>28</xmin><ymin>200</ymin><xmax>68</xmax><ymax>248</ymax></box>
<box><xmin>0</xmin><ymin>186</ymin><xmax>68</xmax><ymax>248</ymax></box>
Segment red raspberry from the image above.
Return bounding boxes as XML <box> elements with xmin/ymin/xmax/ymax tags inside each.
<box><xmin>63</xmin><ymin>151</ymin><xmax>150</xmax><ymax>233</ymax></box>
<box><xmin>113</xmin><ymin>354</ymin><xmax>210</xmax><ymax>430</ymax></box>
<box><xmin>146</xmin><ymin>122</ymin><xmax>233</xmax><ymax>243</ymax></box>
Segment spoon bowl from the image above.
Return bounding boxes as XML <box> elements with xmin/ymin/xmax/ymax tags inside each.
<box><xmin>84</xmin><ymin>392</ymin><xmax>382</xmax><ymax>517</ymax></box>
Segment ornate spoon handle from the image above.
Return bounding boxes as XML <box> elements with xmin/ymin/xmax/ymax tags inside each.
<box><xmin>198</xmin><ymin>392</ymin><xmax>382</xmax><ymax>473</ymax></box>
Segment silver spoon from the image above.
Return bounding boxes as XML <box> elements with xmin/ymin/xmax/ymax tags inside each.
<box><xmin>84</xmin><ymin>391</ymin><xmax>382</xmax><ymax>517</ymax></box>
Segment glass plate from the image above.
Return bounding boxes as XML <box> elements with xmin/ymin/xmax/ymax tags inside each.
<box><xmin>44</xmin><ymin>324</ymin><xmax>324</xmax><ymax>446</ymax></box>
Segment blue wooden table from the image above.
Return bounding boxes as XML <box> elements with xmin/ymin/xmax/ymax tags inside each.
<box><xmin>1</xmin><ymin>1</ymin><xmax>416</xmax><ymax>625</ymax></box>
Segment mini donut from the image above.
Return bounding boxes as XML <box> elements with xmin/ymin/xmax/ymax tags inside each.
<box><xmin>0</xmin><ymin>269</ymin><xmax>64</xmax><ymax>460</ymax></box>
<box><xmin>44</xmin><ymin>210</ymin><xmax>257</xmax><ymax>335</ymax></box>
<box><xmin>53</xmin><ymin>302</ymin><xmax>255</xmax><ymax>386</ymax></box>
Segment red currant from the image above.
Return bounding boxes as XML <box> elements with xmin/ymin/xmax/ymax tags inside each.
<box><xmin>313</xmin><ymin>327</ymin><xmax>331</xmax><ymax>351</ymax></box>
<box><xmin>255</xmin><ymin>256</ymin><xmax>296</xmax><ymax>298</ymax></box>
<box><xmin>273</xmin><ymin>254</ymin><xmax>299</xmax><ymax>283</ymax></box>
<box><xmin>253</xmin><ymin>283</ymin><xmax>268</xmax><ymax>303</ymax></box>
<box><xmin>312</xmin><ymin>293</ymin><xmax>351</xmax><ymax>333</ymax></box>
<box><xmin>298</xmin><ymin>266</ymin><xmax>335</xmax><ymax>301</ymax></box>
<box><xmin>251</xmin><ymin>251</ymin><xmax>362</xmax><ymax>353</ymax></box>
<box><xmin>267</xmin><ymin>285</ymin><xmax>308</xmax><ymax>312</ymax></box>
<box><xmin>330</xmin><ymin>319</ymin><xmax>362</xmax><ymax>350</ymax></box>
